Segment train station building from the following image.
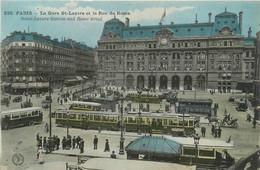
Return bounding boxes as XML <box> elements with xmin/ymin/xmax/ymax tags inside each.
<box><xmin>97</xmin><ymin>10</ymin><xmax>256</xmax><ymax>92</ymax></box>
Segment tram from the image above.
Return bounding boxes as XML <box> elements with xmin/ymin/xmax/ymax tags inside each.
<box><xmin>177</xmin><ymin>98</ymin><xmax>217</xmax><ymax>115</ymax></box>
<box><xmin>125</xmin><ymin>93</ymin><xmax>162</xmax><ymax>103</ymax></box>
<box><xmin>1</xmin><ymin>107</ymin><xmax>43</xmax><ymax>130</ymax></box>
<box><xmin>54</xmin><ymin>110</ymin><xmax>195</xmax><ymax>135</ymax></box>
<box><xmin>68</xmin><ymin>101</ymin><xmax>102</xmax><ymax>111</ymax></box>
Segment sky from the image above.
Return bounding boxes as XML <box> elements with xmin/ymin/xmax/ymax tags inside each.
<box><xmin>1</xmin><ymin>1</ymin><xmax>260</xmax><ymax>47</ymax></box>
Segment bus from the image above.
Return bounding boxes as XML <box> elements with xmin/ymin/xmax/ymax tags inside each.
<box><xmin>1</xmin><ymin>107</ymin><xmax>43</xmax><ymax>130</ymax></box>
<box><xmin>55</xmin><ymin>109</ymin><xmax>195</xmax><ymax>135</ymax></box>
<box><xmin>68</xmin><ymin>101</ymin><xmax>102</xmax><ymax>111</ymax></box>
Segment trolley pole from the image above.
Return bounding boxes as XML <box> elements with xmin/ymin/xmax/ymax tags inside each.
<box><xmin>49</xmin><ymin>80</ymin><xmax>52</xmax><ymax>138</ymax></box>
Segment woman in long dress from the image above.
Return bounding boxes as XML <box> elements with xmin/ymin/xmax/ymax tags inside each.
<box><xmin>38</xmin><ymin>147</ymin><xmax>44</xmax><ymax>164</ymax></box>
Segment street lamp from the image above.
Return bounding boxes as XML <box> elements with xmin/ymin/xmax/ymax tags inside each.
<box><xmin>119</xmin><ymin>96</ymin><xmax>125</xmax><ymax>155</ymax></box>
<box><xmin>25</xmin><ymin>81</ymin><xmax>29</xmax><ymax>102</ymax></box>
<box><xmin>194</xmin><ymin>134</ymin><xmax>200</xmax><ymax>148</ymax></box>
<box><xmin>137</xmin><ymin>89</ymin><xmax>142</xmax><ymax>135</ymax></box>
<box><xmin>194</xmin><ymin>84</ymin><xmax>197</xmax><ymax>99</ymax></box>
<box><xmin>48</xmin><ymin>77</ymin><xmax>52</xmax><ymax>138</ymax></box>
<box><xmin>66</xmin><ymin>113</ymin><xmax>70</xmax><ymax>137</ymax></box>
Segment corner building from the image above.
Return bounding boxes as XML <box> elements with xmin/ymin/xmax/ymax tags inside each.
<box><xmin>1</xmin><ymin>31</ymin><xmax>95</xmax><ymax>94</ymax></box>
<box><xmin>97</xmin><ymin>10</ymin><xmax>255</xmax><ymax>92</ymax></box>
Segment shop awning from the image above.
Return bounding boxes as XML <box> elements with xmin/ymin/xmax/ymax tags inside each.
<box><xmin>28</xmin><ymin>82</ymin><xmax>49</xmax><ymax>88</ymax></box>
<box><xmin>75</xmin><ymin>76</ymin><xmax>83</xmax><ymax>81</ymax></box>
<box><xmin>11</xmin><ymin>83</ymin><xmax>27</xmax><ymax>88</ymax></box>
<box><xmin>65</xmin><ymin>79</ymin><xmax>78</xmax><ymax>82</ymax></box>
<box><xmin>83</xmin><ymin>76</ymin><xmax>88</xmax><ymax>79</ymax></box>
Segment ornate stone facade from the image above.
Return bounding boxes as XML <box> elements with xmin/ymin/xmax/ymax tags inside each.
<box><xmin>97</xmin><ymin>10</ymin><xmax>256</xmax><ymax>92</ymax></box>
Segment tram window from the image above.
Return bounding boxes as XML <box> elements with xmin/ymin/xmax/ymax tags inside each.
<box><xmin>63</xmin><ymin>114</ymin><xmax>68</xmax><ymax>119</ymax></box>
<box><xmin>189</xmin><ymin>120</ymin><xmax>194</xmax><ymax>126</ymax></box>
<box><xmin>20</xmin><ymin>113</ymin><xmax>27</xmax><ymax>118</ymax></box>
<box><xmin>163</xmin><ymin>119</ymin><xmax>167</xmax><ymax>125</ymax></box>
<box><xmin>57</xmin><ymin>113</ymin><xmax>62</xmax><ymax>118</ymax></box>
<box><xmin>32</xmin><ymin>111</ymin><xmax>38</xmax><ymax>116</ymax></box>
<box><xmin>184</xmin><ymin>120</ymin><xmax>188</xmax><ymax>126</ymax></box>
<box><xmin>89</xmin><ymin>115</ymin><xmax>93</xmax><ymax>121</ymax></box>
<box><xmin>109</xmin><ymin>117</ymin><xmax>114</xmax><ymax>122</ymax></box>
<box><xmin>27</xmin><ymin>112</ymin><xmax>32</xmax><ymax>116</ymax></box>
<box><xmin>69</xmin><ymin>114</ymin><xmax>76</xmax><ymax>119</ymax></box>
<box><xmin>199</xmin><ymin>149</ymin><xmax>214</xmax><ymax>157</ymax></box>
<box><xmin>12</xmin><ymin>114</ymin><xmax>20</xmax><ymax>119</ymax></box>
<box><xmin>94</xmin><ymin>115</ymin><xmax>101</xmax><ymax>121</ymax></box>
<box><xmin>179</xmin><ymin>121</ymin><xmax>184</xmax><ymax>126</ymax></box>
<box><xmin>169</xmin><ymin>119</ymin><xmax>178</xmax><ymax>126</ymax></box>
<box><xmin>183</xmin><ymin>147</ymin><xmax>198</xmax><ymax>156</ymax></box>
<box><xmin>147</xmin><ymin>118</ymin><xmax>150</xmax><ymax>124</ymax></box>
<box><xmin>82</xmin><ymin>114</ymin><xmax>87</xmax><ymax>119</ymax></box>
<box><xmin>128</xmin><ymin>117</ymin><xmax>136</xmax><ymax>123</ymax></box>
<box><xmin>102</xmin><ymin>116</ymin><xmax>109</xmax><ymax>121</ymax></box>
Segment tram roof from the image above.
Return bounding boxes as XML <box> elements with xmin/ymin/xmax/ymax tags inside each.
<box><xmin>81</xmin><ymin>158</ymin><xmax>196</xmax><ymax>170</ymax></box>
<box><xmin>0</xmin><ymin>107</ymin><xmax>42</xmax><ymax>115</ymax></box>
<box><xmin>127</xmin><ymin>112</ymin><xmax>195</xmax><ymax>119</ymax></box>
<box><xmin>168</xmin><ymin>137</ymin><xmax>234</xmax><ymax>149</ymax></box>
<box><xmin>68</xmin><ymin>101</ymin><xmax>101</xmax><ymax>106</ymax></box>
<box><xmin>55</xmin><ymin>109</ymin><xmax>120</xmax><ymax>115</ymax></box>
<box><xmin>178</xmin><ymin>98</ymin><xmax>213</xmax><ymax>104</ymax></box>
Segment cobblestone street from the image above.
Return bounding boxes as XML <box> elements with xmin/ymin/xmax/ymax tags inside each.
<box><xmin>1</xmin><ymin>85</ymin><xmax>259</xmax><ymax>170</ymax></box>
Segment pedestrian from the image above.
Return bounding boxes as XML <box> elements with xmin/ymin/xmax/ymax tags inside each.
<box><xmin>45</xmin><ymin>139</ymin><xmax>49</xmax><ymax>154</ymax></box>
<box><xmin>214</xmin><ymin>129</ymin><xmax>218</xmax><ymax>138</ymax></box>
<box><xmin>37</xmin><ymin>147</ymin><xmax>44</xmax><ymax>164</ymax></box>
<box><xmin>211</xmin><ymin>125</ymin><xmax>215</xmax><ymax>136</ymax></box>
<box><xmin>104</xmin><ymin>139</ymin><xmax>110</xmax><ymax>152</ymax></box>
<box><xmin>81</xmin><ymin>139</ymin><xmax>84</xmax><ymax>153</ymax></box>
<box><xmin>201</xmin><ymin>127</ymin><xmax>206</xmax><ymax>137</ymax></box>
<box><xmin>45</xmin><ymin>123</ymin><xmax>49</xmax><ymax>133</ymax></box>
<box><xmin>93</xmin><ymin>135</ymin><xmax>98</xmax><ymax>150</ymax></box>
<box><xmin>76</xmin><ymin>136</ymin><xmax>80</xmax><ymax>148</ymax></box>
<box><xmin>36</xmin><ymin>133</ymin><xmax>40</xmax><ymax>141</ymax></box>
<box><xmin>183</xmin><ymin>91</ymin><xmax>185</xmax><ymax>95</ymax></box>
<box><xmin>227</xmin><ymin>114</ymin><xmax>231</xmax><ymax>121</ymax></box>
<box><xmin>56</xmin><ymin>136</ymin><xmax>60</xmax><ymax>150</ymax></box>
<box><xmin>253</xmin><ymin>119</ymin><xmax>257</xmax><ymax>128</ymax></box>
<box><xmin>62</xmin><ymin>136</ymin><xmax>66</xmax><ymax>150</ymax></box>
<box><xmin>246</xmin><ymin>114</ymin><xmax>251</xmax><ymax>122</ymax></box>
<box><xmin>43</xmin><ymin>137</ymin><xmax>47</xmax><ymax>150</ymax></box>
<box><xmin>110</xmin><ymin>151</ymin><xmax>117</xmax><ymax>159</ymax></box>
<box><xmin>218</xmin><ymin>127</ymin><xmax>222</xmax><ymax>138</ymax></box>
<box><xmin>224</xmin><ymin>108</ymin><xmax>227</xmax><ymax>115</ymax></box>
<box><xmin>72</xmin><ymin>136</ymin><xmax>76</xmax><ymax>149</ymax></box>
<box><xmin>21</xmin><ymin>103</ymin><xmax>23</xmax><ymax>108</ymax></box>
<box><xmin>53</xmin><ymin>135</ymin><xmax>56</xmax><ymax>151</ymax></box>
<box><xmin>60</xmin><ymin>99</ymin><xmax>63</xmax><ymax>105</ymax></box>
<box><xmin>68</xmin><ymin>136</ymin><xmax>72</xmax><ymax>149</ymax></box>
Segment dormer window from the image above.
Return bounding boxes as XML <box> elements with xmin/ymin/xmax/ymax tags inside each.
<box><xmin>176</xmin><ymin>30</ymin><xmax>178</xmax><ymax>32</ymax></box>
<box><xmin>152</xmin><ymin>31</ymin><xmax>154</xmax><ymax>33</ymax></box>
<box><xmin>232</xmin><ymin>21</ymin><xmax>235</xmax><ymax>23</ymax></box>
<box><xmin>224</xmin><ymin>21</ymin><xmax>228</xmax><ymax>24</ymax></box>
<box><xmin>188</xmin><ymin>29</ymin><xmax>191</xmax><ymax>32</ymax></box>
<box><xmin>200</xmin><ymin>28</ymin><xmax>204</xmax><ymax>31</ymax></box>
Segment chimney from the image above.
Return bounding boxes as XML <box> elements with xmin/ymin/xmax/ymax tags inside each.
<box><xmin>195</xmin><ymin>14</ymin><xmax>198</xmax><ymax>24</ymax></box>
<box><xmin>170</xmin><ymin>22</ymin><xmax>174</xmax><ymax>25</ymax></box>
<box><xmin>208</xmin><ymin>12</ymin><xmax>212</xmax><ymax>23</ymax></box>
<box><xmin>248</xmin><ymin>27</ymin><xmax>252</xmax><ymax>38</ymax></box>
<box><xmin>125</xmin><ymin>17</ymin><xmax>129</xmax><ymax>27</ymax></box>
<box><xmin>239</xmin><ymin>11</ymin><xmax>243</xmax><ymax>34</ymax></box>
<box><xmin>137</xmin><ymin>24</ymin><xmax>140</xmax><ymax>26</ymax></box>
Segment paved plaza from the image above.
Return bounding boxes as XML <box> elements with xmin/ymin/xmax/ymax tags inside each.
<box><xmin>0</xmin><ymin>84</ymin><xmax>259</xmax><ymax>170</ymax></box>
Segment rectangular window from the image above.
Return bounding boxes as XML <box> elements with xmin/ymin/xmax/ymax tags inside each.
<box><xmin>153</xmin><ymin>44</ymin><xmax>156</xmax><ymax>48</ymax></box>
<box><xmin>246</xmin><ymin>51</ymin><xmax>250</xmax><ymax>57</ymax></box>
<box><xmin>224</xmin><ymin>41</ymin><xmax>227</xmax><ymax>46</ymax></box>
<box><xmin>199</xmin><ymin>149</ymin><xmax>214</xmax><ymax>157</ymax></box>
<box><xmin>149</xmin><ymin>44</ymin><xmax>152</xmax><ymax>48</ymax></box>
<box><xmin>183</xmin><ymin>147</ymin><xmax>198</xmax><ymax>156</ymax></box>
<box><xmin>197</xmin><ymin>42</ymin><xmax>201</xmax><ymax>47</ymax></box>
<box><xmin>113</xmin><ymin>45</ymin><xmax>115</xmax><ymax>49</ymax></box>
<box><xmin>22</xmin><ymin>43</ymin><xmax>25</xmax><ymax>47</ymax></box>
<box><xmin>229</xmin><ymin>41</ymin><xmax>233</xmax><ymax>46</ymax></box>
<box><xmin>177</xmin><ymin>43</ymin><xmax>180</xmax><ymax>48</ymax></box>
<box><xmin>172</xmin><ymin>53</ymin><xmax>175</xmax><ymax>60</ymax></box>
<box><xmin>172</xmin><ymin>43</ymin><xmax>175</xmax><ymax>48</ymax></box>
<box><xmin>106</xmin><ymin>45</ymin><xmax>108</xmax><ymax>49</ymax></box>
<box><xmin>185</xmin><ymin>43</ymin><xmax>188</xmax><ymax>47</ymax></box>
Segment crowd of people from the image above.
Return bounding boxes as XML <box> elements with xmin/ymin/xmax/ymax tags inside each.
<box><xmin>57</xmin><ymin>90</ymin><xmax>73</xmax><ymax>105</ymax></box>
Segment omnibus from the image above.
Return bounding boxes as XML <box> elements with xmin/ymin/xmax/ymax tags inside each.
<box><xmin>55</xmin><ymin>110</ymin><xmax>120</xmax><ymax>130</ymax></box>
<box><xmin>68</xmin><ymin>101</ymin><xmax>102</xmax><ymax>111</ymax></box>
<box><xmin>1</xmin><ymin>107</ymin><xmax>43</xmax><ymax>130</ymax></box>
<box><xmin>177</xmin><ymin>98</ymin><xmax>216</xmax><ymax>116</ymax></box>
<box><xmin>235</xmin><ymin>99</ymin><xmax>248</xmax><ymax>111</ymax></box>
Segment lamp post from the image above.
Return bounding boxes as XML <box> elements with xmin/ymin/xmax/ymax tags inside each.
<box><xmin>119</xmin><ymin>96</ymin><xmax>125</xmax><ymax>155</ymax></box>
<box><xmin>194</xmin><ymin>84</ymin><xmax>197</xmax><ymax>99</ymax></box>
<box><xmin>25</xmin><ymin>81</ymin><xmax>29</xmax><ymax>102</ymax></box>
<box><xmin>48</xmin><ymin>78</ymin><xmax>52</xmax><ymax>138</ymax></box>
<box><xmin>137</xmin><ymin>89</ymin><xmax>142</xmax><ymax>135</ymax></box>
<box><xmin>66</xmin><ymin>113</ymin><xmax>70</xmax><ymax>137</ymax></box>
